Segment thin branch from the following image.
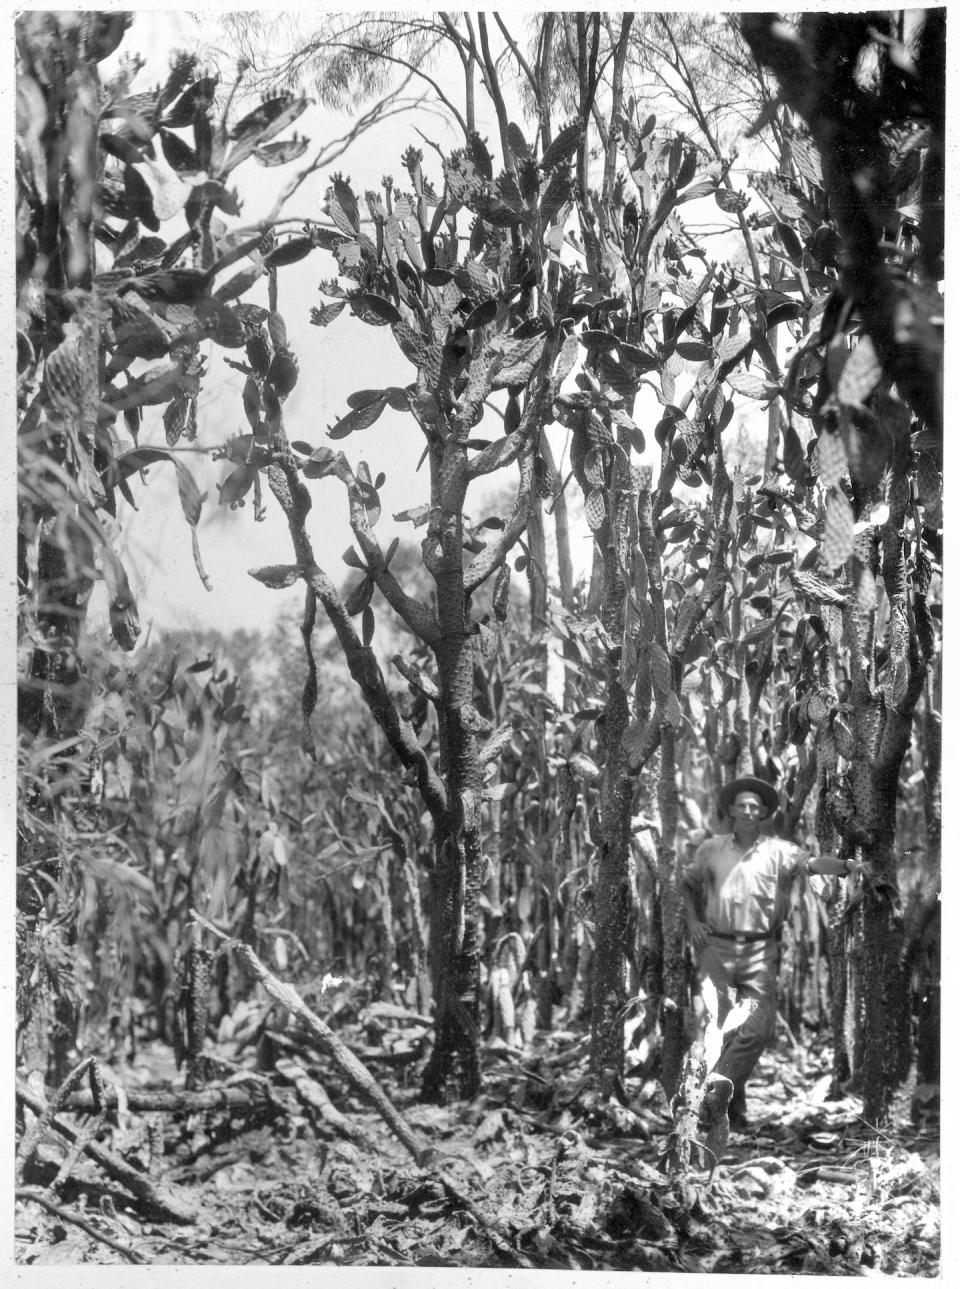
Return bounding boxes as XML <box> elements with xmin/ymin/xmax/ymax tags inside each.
<box><xmin>264</xmin><ymin>81</ymin><xmax>424</xmax><ymax>223</ymax></box>
<box><xmin>603</xmin><ymin>13</ymin><xmax>635</xmax><ymax>201</ymax></box>
<box><xmin>322</xmin><ymin>39</ymin><xmax>469</xmax><ymax>138</ymax></box>
<box><xmin>16</xmin><ymin>1082</ymin><xmax>195</xmax><ymax>1224</ymax></box>
<box><xmin>478</xmin><ymin>721</ymin><xmax>513</xmax><ymax>766</ymax></box>
<box><xmin>535</xmin><ymin>13</ymin><xmax>556</xmax><ymax>147</ymax></box>
<box><xmin>57</xmin><ymin>1086</ymin><xmax>274</xmax><ymax>1114</ymax></box>
<box><xmin>584</xmin><ymin>13</ymin><xmax>603</xmax><ymax>122</ymax></box>
<box><xmin>310</xmin><ymin>568</ymin><xmax>448</xmax><ymax>822</ymax></box>
<box><xmin>540</xmin><ymin>432</ymin><xmax>574</xmax><ymax>607</ymax></box>
<box><xmin>437</xmin><ymin>11</ymin><xmax>477</xmax><ymax>133</ymax></box>
<box><xmin>671</xmin><ymin>477</ymin><xmax>734</xmax><ymax>659</ymax></box>
<box><xmin>494</xmin><ymin>13</ymin><xmax>538</xmax><ymax>99</ymax></box>
<box><xmin>461</xmin><ymin>14</ymin><xmax>479</xmax><ymax>134</ymax></box>
<box><xmin>659</xmin><ymin>16</ymin><xmax>764</xmax><ymax>287</ymax></box>
<box><xmin>562</xmin><ymin>14</ymin><xmax>589</xmax><ymax>201</ymax></box>
<box><xmin>437</xmin><ymin>11</ymin><xmax>471</xmax><ymax>65</ymax></box>
<box><xmin>392</xmin><ymin>654</ymin><xmax>440</xmax><ymax>702</ymax></box>
<box><xmin>330</xmin><ymin>454</ymin><xmax>441</xmax><ymax>646</ymax></box>
<box><xmin>265</xmin><ymin>461</ymin><xmax>448</xmax><ymax>824</ymax></box>
<box><xmin>477</xmin><ymin>13</ymin><xmax>513</xmax><ymax>172</ymax></box>
<box><xmin>17</xmin><ymin>1189</ymin><xmax>147</xmax><ymax>1264</ymax></box>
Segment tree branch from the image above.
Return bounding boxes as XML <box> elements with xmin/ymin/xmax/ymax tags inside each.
<box><xmin>322</xmin><ymin>38</ymin><xmax>469</xmax><ymax>138</ymax></box>
<box><xmin>308</xmin><ymin>562</ymin><xmax>448</xmax><ymax>824</ymax></box>
<box><xmin>266</xmin><ymin>461</ymin><xmax>447</xmax><ymax>824</ymax></box>
<box><xmin>477</xmin><ymin>13</ymin><xmax>513</xmax><ymax>172</ymax></box>
<box><xmin>330</xmin><ymin>453</ymin><xmax>440</xmax><ymax>646</ymax></box>
<box><xmin>264</xmin><ymin>80</ymin><xmax>425</xmax><ymax>222</ymax></box>
<box><xmin>603</xmin><ymin>13</ymin><xmax>635</xmax><ymax>201</ymax></box>
<box><xmin>392</xmin><ymin>653</ymin><xmax>440</xmax><ymax>702</ymax></box>
<box><xmin>437</xmin><ymin>11</ymin><xmax>477</xmax><ymax>133</ymax></box>
<box><xmin>541</xmin><ymin>432</ymin><xmax>574</xmax><ymax>607</ymax></box>
<box><xmin>17</xmin><ymin>1189</ymin><xmax>147</xmax><ymax>1263</ymax></box>
<box><xmin>463</xmin><ymin>440</ymin><xmax>535</xmax><ymax>593</ymax></box>
<box><xmin>563</xmin><ymin>14</ymin><xmax>589</xmax><ymax>201</ymax></box>
<box><xmin>16</xmin><ymin>1082</ymin><xmax>195</xmax><ymax>1225</ymax></box>
<box><xmin>535</xmin><ymin>13</ymin><xmax>556</xmax><ymax>148</ymax></box>
<box><xmin>494</xmin><ymin>13</ymin><xmax>538</xmax><ymax>99</ymax></box>
<box><xmin>465</xmin><ymin>431</ymin><xmax>524</xmax><ymax>480</ymax></box>
<box><xmin>658</xmin><ymin>16</ymin><xmax>764</xmax><ymax>287</ymax></box>
<box><xmin>190</xmin><ymin>912</ymin><xmax>434</xmax><ymax>1166</ymax></box>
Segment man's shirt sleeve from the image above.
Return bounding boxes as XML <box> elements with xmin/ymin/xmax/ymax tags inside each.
<box><xmin>779</xmin><ymin>840</ymin><xmax>809</xmax><ymax>880</ymax></box>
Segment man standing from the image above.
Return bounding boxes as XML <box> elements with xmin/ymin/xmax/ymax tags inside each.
<box><xmin>682</xmin><ymin>775</ymin><xmax>864</xmax><ymax>1130</ymax></box>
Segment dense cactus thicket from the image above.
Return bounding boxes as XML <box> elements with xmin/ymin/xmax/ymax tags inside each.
<box><xmin>17</xmin><ymin>11</ymin><xmax>940</xmax><ymax>1222</ymax></box>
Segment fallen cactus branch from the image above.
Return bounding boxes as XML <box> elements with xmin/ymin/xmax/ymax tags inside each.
<box><xmin>190</xmin><ymin>910</ymin><xmax>434</xmax><ymax>1166</ymax></box>
<box><xmin>16</xmin><ymin>1080</ymin><xmax>196</xmax><ymax>1225</ymax></box>
<box><xmin>57</xmin><ymin>1083</ymin><xmax>276</xmax><ymax>1115</ymax></box>
<box><xmin>274</xmin><ymin>1055</ymin><xmax>374</xmax><ymax>1144</ymax></box>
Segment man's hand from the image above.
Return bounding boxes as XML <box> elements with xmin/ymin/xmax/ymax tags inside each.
<box><xmin>687</xmin><ymin>919</ymin><xmax>710</xmax><ymax>950</ymax></box>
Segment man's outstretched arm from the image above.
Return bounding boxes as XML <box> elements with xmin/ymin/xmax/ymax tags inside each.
<box><xmin>805</xmin><ymin>853</ymin><xmax>871</xmax><ymax>879</ymax></box>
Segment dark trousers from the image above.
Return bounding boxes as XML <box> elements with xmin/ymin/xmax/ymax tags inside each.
<box><xmin>698</xmin><ymin>935</ymin><xmax>779</xmax><ymax>1105</ymax></box>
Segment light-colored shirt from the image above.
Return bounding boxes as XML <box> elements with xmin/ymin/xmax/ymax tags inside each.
<box><xmin>683</xmin><ymin>833</ymin><xmax>806</xmax><ymax>934</ymax></box>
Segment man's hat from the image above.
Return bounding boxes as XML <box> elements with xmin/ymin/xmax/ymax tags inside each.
<box><xmin>717</xmin><ymin>775</ymin><xmax>779</xmax><ymax>819</ymax></box>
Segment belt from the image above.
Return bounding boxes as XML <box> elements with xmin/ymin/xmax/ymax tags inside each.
<box><xmin>710</xmin><ymin>929</ymin><xmax>778</xmax><ymax>944</ymax></box>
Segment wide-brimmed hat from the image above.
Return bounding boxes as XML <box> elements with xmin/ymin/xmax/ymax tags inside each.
<box><xmin>717</xmin><ymin>776</ymin><xmax>779</xmax><ymax>819</ymax></box>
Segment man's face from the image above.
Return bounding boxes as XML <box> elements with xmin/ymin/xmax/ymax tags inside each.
<box><xmin>731</xmin><ymin>792</ymin><xmax>766</xmax><ymax>824</ymax></box>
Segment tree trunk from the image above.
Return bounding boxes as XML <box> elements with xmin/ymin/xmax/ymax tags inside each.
<box><xmin>656</xmin><ymin>726</ymin><xmax>686</xmax><ymax>1096</ymax></box>
<box><xmin>541</xmin><ymin>433</ymin><xmax>581</xmax><ymax>713</ymax></box>
<box><xmin>910</xmin><ymin>896</ymin><xmax>940</xmax><ymax>1086</ymax></box>
<box><xmin>858</xmin><ymin>765</ymin><xmax>911</xmax><ymax>1124</ymax></box>
<box><xmin>377</xmin><ymin>850</ymin><xmax>395</xmax><ymax>999</ymax></box>
<box><xmin>589</xmin><ymin>671</ymin><xmax>634</xmax><ymax>1083</ymax></box>
<box><xmin>402</xmin><ymin>854</ymin><xmax>431</xmax><ymax>1015</ymax></box>
<box><xmin>826</xmin><ymin>884</ymin><xmax>851</xmax><ymax>1094</ymax></box>
<box><xmin>819</xmin><ymin>489</ymin><xmax>923</xmax><ymax>1122</ymax></box>
<box><xmin>588</xmin><ymin>466</ymin><xmax>634</xmax><ymax>1083</ymax></box>
<box><xmin>526</xmin><ymin>489</ymin><xmax>548</xmax><ymax>636</ymax></box>
<box><xmin>419</xmin><ymin>564</ymin><xmax>483</xmax><ymax>1102</ymax></box>
<box><xmin>837</xmin><ymin>684</ymin><xmax>915</xmax><ymax>1121</ymax></box>
<box><xmin>922</xmin><ymin>672</ymin><xmax>941</xmax><ymax>870</ymax></box>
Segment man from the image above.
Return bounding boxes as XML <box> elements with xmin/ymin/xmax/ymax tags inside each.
<box><xmin>682</xmin><ymin>775</ymin><xmax>864</xmax><ymax>1130</ymax></box>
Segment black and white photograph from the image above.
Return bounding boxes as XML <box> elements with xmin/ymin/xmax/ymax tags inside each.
<box><xmin>12</xmin><ymin>3</ymin><xmax>945</xmax><ymax>1275</ymax></box>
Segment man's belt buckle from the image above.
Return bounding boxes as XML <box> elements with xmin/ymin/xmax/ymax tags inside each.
<box><xmin>713</xmin><ymin>929</ymin><xmax>771</xmax><ymax>944</ymax></box>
